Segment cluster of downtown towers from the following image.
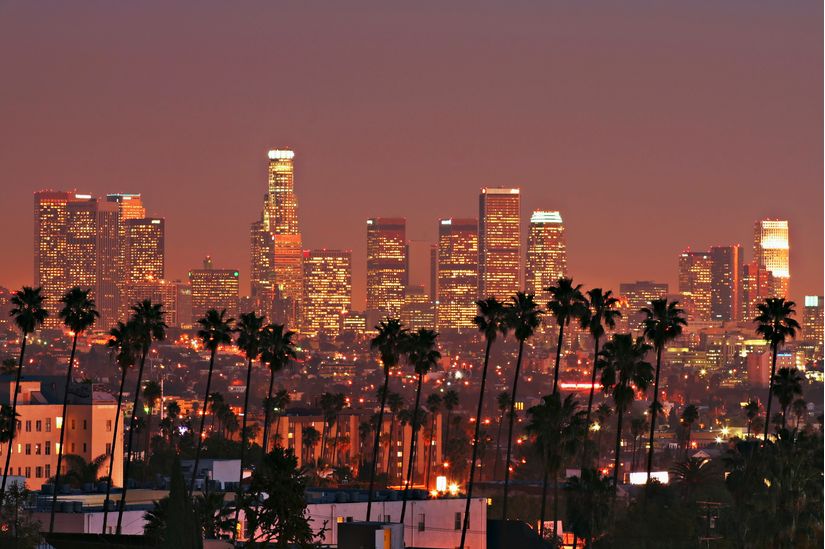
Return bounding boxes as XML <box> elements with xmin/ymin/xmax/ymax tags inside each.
<box><xmin>33</xmin><ymin>148</ymin><xmax>791</xmax><ymax>335</ymax></box>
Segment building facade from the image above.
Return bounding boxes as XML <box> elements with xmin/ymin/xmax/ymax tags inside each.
<box><xmin>366</xmin><ymin>217</ymin><xmax>407</xmax><ymax>317</ymax></box>
<box><xmin>678</xmin><ymin>250</ymin><xmax>712</xmax><ymax>322</ymax></box>
<box><xmin>436</xmin><ymin>218</ymin><xmax>478</xmax><ymax>331</ymax></box>
<box><xmin>753</xmin><ymin>219</ymin><xmax>790</xmax><ymax>298</ymax></box>
<box><xmin>188</xmin><ymin>260</ymin><xmax>240</xmax><ymax>323</ymax></box>
<box><xmin>525</xmin><ymin>210</ymin><xmax>567</xmax><ymax>302</ymax></box>
<box><xmin>478</xmin><ymin>187</ymin><xmax>520</xmax><ymax>300</ymax></box>
<box><xmin>302</xmin><ymin>249</ymin><xmax>352</xmax><ymax>337</ymax></box>
<box><xmin>709</xmin><ymin>245</ymin><xmax>742</xmax><ymax>322</ymax></box>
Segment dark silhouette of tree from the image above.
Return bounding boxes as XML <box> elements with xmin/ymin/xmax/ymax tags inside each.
<box><xmin>143</xmin><ymin>380</ymin><xmax>162</xmax><ymax>457</ymax></box>
<box><xmin>60</xmin><ymin>453</ymin><xmax>107</xmax><ymax>487</ymax></box>
<box><xmin>384</xmin><ymin>391</ymin><xmax>404</xmax><ymax>482</ymax></box>
<box><xmin>565</xmin><ymin>468</ymin><xmax>612</xmax><ymax>548</ymax></box>
<box><xmin>424</xmin><ymin>392</ymin><xmax>441</xmax><ymax>490</ymax></box>
<box><xmin>259</xmin><ymin>324</ymin><xmax>297</xmax><ymax>456</ymax></box>
<box><xmin>190</xmin><ymin>309</ymin><xmax>234</xmax><ymax>496</ymax></box>
<box><xmin>502</xmin><ymin>292</ymin><xmax>542</xmax><ymax>520</ymax></box>
<box><xmin>640</xmin><ymin>299</ymin><xmax>687</xmax><ymax>485</ymax></box>
<box><xmin>400</xmin><ymin>328</ymin><xmax>440</xmax><ymax>524</ymax></box>
<box><xmin>754</xmin><ymin>297</ymin><xmax>799</xmax><ymax>441</ymax></box>
<box><xmin>1</xmin><ymin>286</ymin><xmax>48</xmax><ymax>503</ymax></box>
<box><xmin>270</xmin><ymin>389</ymin><xmax>291</xmax><ymax>449</ymax></box>
<box><xmin>366</xmin><ymin>318</ymin><xmax>408</xmax><ymax>521</ymax></box>
<box><xmin>598</xmin><ymin>334</ymin><xmax>653</xmax><ymax>491</ymax></box>
<box><xmin>301</xmin><ymin>426</ymin><xmax>320</xmax><ymax>465</ymax></box>
<box><xmin>442</xmin><ymin>388</ymin><xmax>459</xmax><ymax>450</ymax></box>
<box><xmin>460</xmin><ymin>297</ymin><xmax>509</xmax><ymax>549</ymax></box>
<box><xmin>144</xmin><ymin>456</ymin><xmax>202</xmax><ymax>548</ymax></box>
<box><xmin>492</xmin><ymin>390</ymin><xmax>510</xmax><ymax>481</ymax></box>
<box><xmin>679</xmin><ymin>404</ymin><xmax>699</xmax><ymax>458</ymax></box>
<box><xmin>792</xmin><ymin>398</ymin><xmax>808</xmax><ymax>430</ymax></box>
<box><xmin>545</xmin><ymin>278</ymin><xmax>588</xmax><ymax>395</ymax></box>
<box><xmin>50</xmin><ymin>287</ymin><xmax>98</xmax><ymax>533</ymax></box>
<box><xmin>773</xmin><ymin>367</ymin><xmax>804</xmax><ymax>430</ymax></box>
<box><xmin>117</xmin><ymin>299</ymin><xmax>167</xmax><ymax>535</ymax></box>
<box><xmin>743</xmin><ymin>399</ymin><xmax>760</xmax><ymax>439</ymax></box>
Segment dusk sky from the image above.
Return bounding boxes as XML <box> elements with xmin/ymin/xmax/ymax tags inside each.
<box><xmin>1</xmin><ymin>1</ymin><xmax>822</xmax><ymax>309</ymax></box>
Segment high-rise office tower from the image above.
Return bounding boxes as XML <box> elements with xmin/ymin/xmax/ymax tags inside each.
<box><xmin>250</xmin><ymin>149</ymin><xmax>303</xmax><ymax>327</ymax></box>
<box><xmin>302</xmin><ymin>249</ymin><xmax>352</xmax><ymax>337</ymax></box>
<box><xmin>400</xmin><ymin>285</ymin><xmax>436</xmax><ymax>331</ymax></box>
<box><xmin>366</xmin><ymin>217</ymin><xmax>407</xmax><ymax>317</ymax></box>
<box><xmin>709</xmin><ymin>245</ymin><xmax>742</xmax><ymax>322</ymax></box>
<box><xmin>678</xmin><ymin>250</ymin><xmax>713</xmax><ymax>322</ymax></box>
<box><xmin>802</xmin><ymin>296</ymin><xmax>824</xmax><ymax>353</ymax></box>
<box><xmin>741</xmin><ymin>261</ymin><xmax>775</xmax><ymax>322</ymax></box>
<box><xmin>94</xmin><ymin>201</ymin><xmax>121</xmax><ymax>327</ymax></box>
<box><xmin>189</xmin><ymin>258</ymin><xmax>240</xmax><ymax>323</ymax></box>
<box><xmin>619</xmin><ymin>281</ymin><xmax>669</xmax><ymax>330</ymax></box>
<box><xmin>754</xmin><ymin>219</ymin><xmax>790</xmax><ymax>298</ymax></box>
<box><xmin>124</xmin><ymin>218</ymin><xmax>165</xmax><ymax>282</ymax></box>
<box><xmin>105</xmin><ymin>194</ymin><xmax>146</xmax><ymax>323</ymax></box>
<box><xmin>436</xmin><ymin>218</ymin><xmax>478</xmax><ymax>331</ymax></box>
<box><xmin>64</xmin><ymin>197</ymin><xmax>99</xmax><ymax>297</ymax></box>
<box><xmin>479</xmin><ymin>187</ymin><xmax>520</xmax><ymax>300</ymax></box>
<box><xmin>525</xmin><ymin>210</ymin><xmax>567</xmax><ymax>302</ymax></box>
<box><xmin>121</xmin><ymin>278</ymin><xmax>182</xmax><ymax>327</ymax></box>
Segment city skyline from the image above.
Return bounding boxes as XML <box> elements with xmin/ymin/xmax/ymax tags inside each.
<box><xmin>1</xmin><ymin>2</ymin><xmax>821</xmax><ymax>309</ymax></box>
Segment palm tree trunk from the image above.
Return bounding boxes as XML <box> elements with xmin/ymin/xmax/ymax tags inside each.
<box><xmin>493</xmin><ymin>413</ymin><xmax>504</xmax><ymax>481</ymax></box>
<box><xmin>425</xmin><ymin>413</ymin><xmax>436</xmax><ymax>490</ymax></box>
<box><xmin>332</xmin><ymin>416</ymin><xmax>341</xmax><ymax>467</ymax></box>
<box><xmin>366</xmin><ymin>369</ymin><xmax>390</xmax><ymax>521</ymax></box>
<box><xmin>645</xmin><ymin>346</ymin><xmax>663</xmax><ymax>485</ymax></box>
<box><xmin>385</xmin><ymin>416</ymin><xmax>396</xmax><ymax>480</ymax></box>
<box><xmin>400</xmin><ymin>372</ymin><xmax>424</xmax><ymax>525</ymax></box>
<box><xmin>260</xmin><ymin>367</ymin><xmax>275</xmax><ymax>456</ymax></box>
<box><xmin>502</xmin><ymin>339</ymin><xmax>525</xmax><ymax>520</ymax></box>
<box><xmin>539</xmin><ymin>466</ymin><xmax>549</xmax><ymax>538</ymax></box>
<box><xmin>189</xmin><ymin>347</ymin><xmax>217</xmax><ymax>496</ymax></box>
<box><xmin>116</xmin><ymin>345</ymin><xmax>149</xmax><ymax>534</ymax></box>
<box><xmin>613</xmin><ymin>407</ymin><xmax>624</xmax><ymax>493</ymax></box>
<box><xmin>0</xmin><ymin>332</ymin><xmax>28</xmax><ymax>502</ymax></box>
<box><xmin>50</xmin><ymin>332</ymin><xmax>79</xmax><ymax>533</ymax></box>
<box><xmin>460</xmin><ymin>337</ymin><xmax>492</xmax><ymax>549</ymax></box>
<box><xmin>273</xmin><ymin>414</ymin><xmax>282</xmax><ymax>449</ymax></box>
<box><xmin>553</xmin><ymin>469</ymin><xmax>560</xmax><ymax>545</ymax></box>
<box><xmin>581</xmin><ymin>336</ymin><xmax>600</xmax><ymax>470</ymax></box>
<box><xmin>763</xmin><ymin>344</ymin><xmax>778</xmax><ymax>441</ymax></box>
<box><xmin>552</xmin><ymin>322</ymin><xmax>566</xmax><ymax>395</ymax></box>
<box><xmin>232</xmin><ymin>356</ymin><xmax>254</xmax><ymax>543</ymax></box>
<box><xmin>102</xmin><ymin>357</ymin><xmax>129</xmax><ymax>534</ymax></box>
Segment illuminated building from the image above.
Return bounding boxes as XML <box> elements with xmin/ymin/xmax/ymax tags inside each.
<box><xmin>105</xmin><ymin>194</ymin><xmax>146</xmax><ymax>324</ymax></box>
<box><xmin>120</xmin><ymin>278</ymin><xmax>181</xmax><ymax>327</ymax></box>
<box><xmin>678</xmin><ymin>250</ymin><xmax>712</xmax><ymax>322</ymax></box>
<box><xmin>754</xmin><ymin>219</ymin><xmax>790</xmax><ymax>298</ymax></box>
<box><xmin>619</xmin><ymin>281</ymin><xmax>669</xmax><ymax>330</ymax></box>
<box><xmin>479</xmin><ymin>187</ymin><xmax>520</xmax><ymax>300</ymax></box>
<box><xmin>436</xmin><ymin>218</ymin><xmax>478</xmax><ymax>331</ymax></box>
<box><xmin>341</xmin><ymin>311</ymin><xmax>367</xmax><ymax>335</ymax></box>
<box><xmin>366</xmin><ymin>217</ymin><xmax>407</xmax><ymax>317</ymax></box>
<box><xmin>250</xmin><ymin>149</ymin><xmax>303</xmax><ymax>326</ymax></box>
<box><xmin>94</xmin><ymin>201</ymin><xmax>121</xmax><ymax>327</ymax></box>
<box><xmin>0</xmin><ymin>376</ymin><xmax>123</xmax><ymax>491</ymax></box>
<box><xmin>709</xmin><ymin>245</ymin><xmax>742</xmax><ymax>322</ymax></box>
<box><xmin>740</xmin><ymin>262</ymin><xmax>775</xmax><ymax>321</ymax></box>
<box><xmin>189</xmin><ymin>258</ymin><xmax>240</xmax><ymax>323</ymax></box>
<box><xmin>803</xmin><ymin>296</ymin><xmax>824</xmax><ymax>353</ymax></box>
<box><xmin>401</xmin><ymin>285</ymin><xmax>437</xmax><ymax>331</ymax></box>
<box><xmin>302</xmin><ymin>249</ymin><xmax>352</xmax><ymax>337</ymax></box>
<box><xmin>176</xmin><ymin>281</ymin><xmax>193</xmax><ymax>329</ymax></box>
<box><xmin>525</xmin><ymin>210</ymin><xmax>567</xmax><ymax>302</ymax></box>
<box><xmin>124</xmin><ymin>218</ymin><xmax>165</xmax><ymax>282</ymax></box>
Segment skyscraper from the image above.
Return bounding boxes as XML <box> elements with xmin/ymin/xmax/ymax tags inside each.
<box><xmin>436</xmin><ymin>218</ymin><xmax>478</xmax><ymax>331</ymax></box>
<box><xmin>709</xmin><ymin>245</ymin><xmax>742</xmax><ymax>322</ymax></box>
<box><xmin>302</xmin><ymin>249</ymin><xmax>352</xmax><ymax>337</ymax></box>
<box><xmin>479</xmin><ymin>187</ymin><xmax>520</xmax><ymax>300</ymax></box>
<box><xmin>366</xmin><ymin>217</ymin><xmax>407</xmax><ymax>317</ymax></box>
<box><xmin>741</xmin><ymin>261</ymin><xmax>775</xmax><ymax>322</ymax></box>
<box><xmin>189</xmin><ymin>258</ymin><xmax>240</xmax><ymax>323</ymax></box>
<box><xmin>525</xmin><ymin>210</ymin><xmax>567</xmax><ymax>302</ymax></box>
<box><xmin>619</xmin><ymin>281</ymin><xmax>669</xmax><ymax>330</ymax></box>
<box><xmin>802</xmin><ymin>296</ymin><xmax>824</xmax><ymax>354</ymax></box>
<box><xmin>105</xmin><ymin>193</ymin><xmax>146</xmax><ymax>324</ymax></box>
<box><xmin>401</xmin><ymin>285</ymin><xmax>436</xmax><ymax>331</ymax></box>
<box><xmin>124</xmin><ymin>218</ymin><xmax>165</xmax><ymax>282</ymax></box>
<box><xmin>678</xmin><ymin>250</ymin><xmax>712</xmax><ymax>322</ymax></box>
<box><xmin>94</xmin><ymin>201</ymin><xmax>121</xmax><ymax>327</ymax></box>
<box><xmin>754</xmin><ymin>219</ymin><xmax>790</xmax><ymax>298</ymax></box>
<box><xmin>250</xmin><ymin>149</ymin><xmax>303</xmax><ymax>327</ymax></box>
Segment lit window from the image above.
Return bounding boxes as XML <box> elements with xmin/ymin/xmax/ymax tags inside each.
<box><xmin>55</xmin><ymin>417</ymin><xmax>62</xmax><ymax>429</ymax></box>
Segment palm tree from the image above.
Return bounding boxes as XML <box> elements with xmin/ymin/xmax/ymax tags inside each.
<box><xmin>49</xmin><ymin>287</ymin><xmax>98</xmax><ymax>533</ymax></box>
<box><xmin>640</xmin><ymin>298</ymin><xmax>687</xmax><ymax>484</ymax></box>
<box><xmin>142</xmin><ymin>381</ymin><xmax>162</xmax><ymax>456</ymax></box>
<box><xmin>329</xmin><ymin>393</ymin><xmax>346</xmax><ymax>467</ymax></box>
<box><xmin>102</xmin><ymin>320</ymin><xmax>140</xmax><ymax>534</ymax></box>
<box><xmin>545</xmin><ymin>278</ymin><xmax>588</xmax><ymax>395</ymax></box>
<box><xmin>460</xmin><ymin>297</ymin><xmax>509</xmax><ymax>549</ymax></box>
<box><xmin>564</xmin><ymin>468</ymin><xmax>612</xmax><ymax>548</ymax></box>
<box><xmin>231</xmin><ymin>311</ymin><xmax>264</xmax><ymax>542</ymax></box>
<box><xmin>598</xmin><ymin>334</ymin><xmax>654</xmax><ymax>491</ymax></box>
<box><xmin>629</xmin><ymin>415</ymin><xmax>648</xmax><ymax>471</ymax></box>
<box><xmin>679</xmin><ymin>404</ymin><xmax>699</xmax><ymax>457</ymax></box>
<box><xmin>259</xmin><ymin>324</ymin><xmax>297</xmax><ymax>456</ymax></box>
<box><xmin>442</xmin><ymin>388</ymin><xmax>459</xmax><ymax>449</ymax></box>
<box><xmin>61</xmin><ymin>454</ymin><xmax>108</xmax><ymax>488</ymax></box>
<box><xmin>594</xmin><ymin>402</ymin><xmax>613</xmax><ymax>469</ymax></box>
<box><xmin>1</xmin><ymin>287</ymin><xmax>48</xmax><ymax>503</ymax></box>
<box><xmin>526</xmin><ymin>393</ymin><xmax>586</xmax><ymax>539</ymax></box>
<box><xmin>271</xmin><ymin>389</ymin><xmax>291</xmax><ymax>449</ymax></box>
<box><xmin>384</xmin><ymin>392</ymin><xmax>404</xmax><ymax>482</ymax></box>
<box><xmin>117</xmin><ymin>299</ymin><xmax>167</xmax><ymax>535</ymax></box>
<box><xmin>366</xmin><ymin>318</ymin><xmax>408</xmax><ymax>521</ymax></box>
<box><xmin>580</xmin><ymin>289</ymin><xmax>621</xmax><ymax>468</ymax></box>
<box><xmin>190</xmin><ymin>309</ymin><xmax>234</xmax><ymax>495</ymax></box>
<box><xmin>400</xmin><ymin>329</ymin><xmax>440</xmax><ymax>525</ymax></box>
<box><xmin>502</xmin><ymin>292</ymin><xmax>542</xmax><ymax>520</ymax></box>
<box><xmin>792</xmin><ymin>398</ymin><xmax>808</xmax><ymax>430</ymax></box>
<box><xmin>424</xmin><ymin>393</ymin><xmax>441</xmax><ymax>490</ymax></box>
<box><xmin>754</xmin><ymin>298</ymin><xmax>799</xmax><ymax>441</ymax></box>
<box><xmin>492</xmin><ymin>391</ymin><xmax>510</xmax><ymax>481</ymax></box>
<box><xmin>302</xmin><ymin>426</ymin><xmax>320</xmax><ymax>465</ymax></box>
<box><xmin>772</xmin><ymin>367</ymin><xmax>804</xmax><ymax>430</ymax></box>
<box><xmin>743</xmin><ymin>399</ymin><xmax>760</xmax><ymax>439</ymax></box>
<box><xmin>319</xmin><ymin>392</ymin><xmax>337</xmax><ymax>465</ymax></box>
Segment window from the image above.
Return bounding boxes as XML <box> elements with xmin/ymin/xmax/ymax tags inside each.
<box><xmin>45</xmin><ymin>464</ymin><xmax>51</xmax><ymax>479</ymax></box>
<box><xmin>106</xmin><ymin>420</ymin><xmax>113</xmax><ymax>432</ymax></box>
<box><xmin>36</xmin><ymin>466</ymin><xmax>42</xmax><ymax>478</ymax></box>
<box><xmin>45</xmin><ymin>441</ymin><xmax>51</xmax><ymax>455</ymax></box>
<box><xmin>16</xmin><ymin>420</ymin><xmax>21</xmax><ymax>433</ymax></box>
<box><xmin>83</xmin><ymin>420</ymin><xmax>87</xmax><ymax>430</ymax></box>
<box><xmin>383</xmin><ymin>515</ymin><xmax>391</xmax><ymax>523</ymax></box>
<box><xmin>71</xmin><ymin>443</ymin><xmax>76</xmax><ymax>453</ymax></box>
<box><xmin>71</xmin><ymin>419</ymin><xmax>76</xmax><ymax>430</ymax></box>
<box><xmin>36</xmin><ymin>420</ymin><xmax>42</xmax><ymax>432</ymax></box>
<box><xmin>106</xmin><ymin>443</ymin><xmax>111</xmax><ymax>455</ymax></box>
<box><xmin>82</xmin><ymin>443</ymin><xmax>87</xmax><ymax>453</ymax></box>
<box><xmin>418</xmin><ymin>513</ymin><xmax>426</xmax><ymax>532</ymax></box>
<box><xmin>46</xmin><ymin>418</ymin><xmax>51</xmax><ymax>432</ymax></box>
<box><xmin>455</xmin><ymin>512</ymin><xmax>462</xmax><ymax>530</ymax></box>
<box><xmin>35</xmin><ymin>444</ymin><xmax>41</xmax><ymax>455</ymax></box>
<box><xmin>24</xmin><ymin>444</ymin><xmax>31</xmax><ymax>455</ymax></box>
<box><xmin>24</xmin><ymin>467</ymin><xmax>30</xmax><ymax>478</ymax></box>
<box><xmin>25</xmin><ymin>420</ymin><xmax>31</xmax><ymax>432</ymax></box>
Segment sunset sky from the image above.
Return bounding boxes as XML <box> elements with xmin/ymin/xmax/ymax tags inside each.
<box><xmin>1</xmin><ymin>1</ymin><xmax>821</xmax><ymax>308</ymax></box>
